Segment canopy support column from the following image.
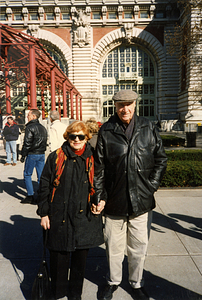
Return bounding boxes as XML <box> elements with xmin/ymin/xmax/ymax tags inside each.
<box><xmin>51</xmin><ymin>69</ymin><xmax>56</xmax><ymax>110</ymax></box>
<box><xmin>27</xmin><ymin>82</ymin><xmax>31</xmax><ymax>109</ymax></box>
<box><xmin>76</xmin><ymin>94</ymin><xmax>79</xmax><ymax>120</ymax></box>
<box><xmin>5</xmin><ymin>47</ymin><xmax>11</xmax><ymax>115</ymax></box>
<box><xmin>41</xmin><ymin>87</ymin><xmax>45</xmax><ymax>119</ymax></box>
<box><xmin>58</xmin><ymin>91</ymin><xmax>61</xmax><ymax>116</ymax></box>
<box><xmin>63</xmin><ymin>82</ymin><xmax>67</xmax><ymax>118</ymax></box>
<box><xmin>5</xmin><ymin>69</ymin><xmax>11</xmax><ymax>115</ymax></box>
<box><xmin>80</xmin><ymin>97</ymin><xmax>82</xmax><ymax>121</ymax></box>
<box><xmin>70</xmin><ymin>89</ymin><xmax>74</xmax><ymax>119</ymax></box>
<box><xmin>29</xmin><ymin>46</ymin><xmax>37</xmax><ymax>109</ymax></box>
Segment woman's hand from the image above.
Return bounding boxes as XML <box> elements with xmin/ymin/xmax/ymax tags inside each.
<box><xmin>41</xmin><ymin>216</ymin><xmax>50</xmax><ymax>230</ymax></box>
<box><xmin>91</xmin><ymin>200</ymin><xmax>105</xmax><ymax>215</ymax></box>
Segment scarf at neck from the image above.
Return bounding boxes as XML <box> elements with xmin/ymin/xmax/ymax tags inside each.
<box><xmin>51</xmin><ymin>145</ymin><xmax>95</xmax><ymax>205</ymax></box>
<box><xmin>71</xmin><ymin>144</ymin><xmax>86</xmax><ymax>156</ymax></box>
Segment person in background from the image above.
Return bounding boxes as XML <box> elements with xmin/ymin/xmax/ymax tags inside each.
<box><xmin>3</xmin><ymin>116</ymin><xmax>19</xmax><ymax>166</ymax></box>
<box><xmin>49</xmin><ymin>110</ymin><xmax>67</xmax><ymax>152</ymax></box>
<box><xmin>15</xmin><ymin>121</ymin><xmax>22</xmax><ymax>161</ymax></box>
<box><xmin>37</xmin><ymin>121</ymin><xmax>104</xmax><ymax>300</ymax></box>
<box><xmin>20</xmin><ymin>109</ymin><xmax>47</xmax><ymax>204</ymax></box>
<box><xmin>92</xmin><ymin>90</ymin><xmax>167</xmax><ymax>300</ymax></box>
<box><xmin>85</xmin><ymin>118</ymin><xmax>100</xmax><ymax>149</ymax></box>
<box><xmin>16</xmin><ymin>111</ymin><xmax>25</xmax><ymax>131</ymax></box>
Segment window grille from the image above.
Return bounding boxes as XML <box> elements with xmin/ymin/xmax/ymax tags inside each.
<box><xmin>101</xmin><ymin>45</ymin><xmax>155</xmax><ymax>121</ymax></box>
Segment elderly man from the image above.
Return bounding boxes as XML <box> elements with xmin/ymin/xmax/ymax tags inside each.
<box><xmin>20</xmin><ymin>109</ymin><xmax>47</xmax><ymax>204</ymax></box>
<box><xmin>49</xmin><ymin>110</ymin><xmax>67</xmax><ymax>152</ymax></box>
<box><xmin>92</xmin><ymin>90</ymin><xmax>167</xmax><ymax>300</ymax></box>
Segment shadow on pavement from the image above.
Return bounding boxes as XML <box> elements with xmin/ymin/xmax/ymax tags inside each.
<box><xmin>86</xmin><ymin>247</ymin><xmax>202</xmax><ymax>300</ymax></box>
<box><xmin>0</xmin><ymin>153</ymin><xmax>7</xmax><ymax>164</ymax></box>
<box><xmin>144</xmin><ymin>270</ymin><xmax>202</xmax><ymax>300</ymax></box>
<box><xmin>2</xmin><ymin>177</ymin><xmax>39</xmax><ymax>201</ymax></box>
<box><xmin>152</xmin><ymin>211</ymin><xmax>202</xmax><ymax>241</ymax></box>
<box><xmin>0</xmin><ymin>215</ymin><xmax>43</xmax><ymax>300</ymax></box>
<box><xmin>1</xmin><ymin>214</ymin><xmax>202</xmax><ymax>300</ymax></box>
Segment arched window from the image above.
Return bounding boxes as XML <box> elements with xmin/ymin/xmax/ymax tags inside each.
<box><xmin>41</xmin><ymin>42</ymin><xmax>68</xmax><ymax>76</ymax></box>
<box><xmin>101</xmin><ymin>45</ymin><xmax>155</xmax><ymax>122</ymax></box>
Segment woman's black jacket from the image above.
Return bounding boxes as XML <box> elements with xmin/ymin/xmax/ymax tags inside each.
<box><xmin>94</xmin><ymin>113</ymin><xmax>167</xmax><ymax>217</ymax></box>
<box><xmin>37</xmin><ymin>142</ymin><xmax>103</xmax><ymax>252</ymax></box>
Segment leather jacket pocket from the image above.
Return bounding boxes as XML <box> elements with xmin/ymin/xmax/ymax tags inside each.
<box><xmin>137</xmin><ymin>169</ymin><xmax>156</xmax><ymax>199</ymax></box>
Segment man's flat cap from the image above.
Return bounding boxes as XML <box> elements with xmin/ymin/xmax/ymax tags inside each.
<box><xmin>112</xmin><ymin>90</ymin><xmax>138</xmax><ymax>102</ymax></box>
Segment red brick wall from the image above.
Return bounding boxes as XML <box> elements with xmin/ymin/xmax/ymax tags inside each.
<box><xmin>93</xmin><ymin>27</ymin><xmax>118</xmax><ymax>47</ymax></box>
<box><xmin>93</xmin><ymin>25</ymin><xmax>164</xmax><ymax>48</ymax></box>
<box><xmin>43</xmin><ymin>28</ymin><xmax>71</xmax><ymax>47</ymax></box>
<box><xmin>144</xmin><ymin>25</ymin><xmax>164</xmax><ymax>46</ymax></box>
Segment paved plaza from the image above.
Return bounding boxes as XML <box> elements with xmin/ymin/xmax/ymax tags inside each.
<box><xmin>0</xmin><ymin>146</ymin><xmax>202</xmax><ymax>300</ymax></box>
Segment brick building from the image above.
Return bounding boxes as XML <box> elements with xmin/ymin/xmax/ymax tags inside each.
<box><xmin>0</xmin><ymin>0</ymin><xmax>202</xmax><ymax>127</ymax></box>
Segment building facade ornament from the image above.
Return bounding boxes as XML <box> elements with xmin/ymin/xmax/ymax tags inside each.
<box><xmin>150</xmin><ymin>5</ymin><xmax>156</xmax><ymax>19</ymax></box>
<box><xmin>123</xmin><ymin>23</ymin><xmax>134</xmax><ymax>44</ymax></box>
<box><xmin>22</xmin><ymin>7</ymin><xmax>29</xmax><ymax>26</ymax></box>
<box><xmin>102</xmin><ymin>6</ymin><xmax>107</xmax><ymax>25</ymax></box>
<box><xmin>38</xmin><ymin>6</ymin><xmax>44</xmax><ymax>25</ymax></box>
<box><xmin>27</xmin><ymin>25</ymin><xmax>39</xmax><ymax>38</ymax></box>
<box><xmin>134</xmin><ymin>5</ymin><xmax>139</xmax><ymax>21</ymax></box>
<box><xmin>118</xmin><ymin>6</ymin><xmax>123</xmax><ymax>24</ymax></box>
<box><xmin>55</xmin><ymin>7</ymin><xmax>61</xmax><ymax>26</ymax></box>
<box><xmin>72</xmin><ymin>9</ymin><xmax>90</xmax><ymax>47</ymax></box>
<box><xmin>6</xmin><ymin>7</ymin><xmax>12</xmax><ymax>25</ymax></box>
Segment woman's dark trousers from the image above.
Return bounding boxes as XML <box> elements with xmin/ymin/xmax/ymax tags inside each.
<box><xmin>50</xmin><ymin>249</ymin><xmax>89</xmax><ymax>299</ymax></box>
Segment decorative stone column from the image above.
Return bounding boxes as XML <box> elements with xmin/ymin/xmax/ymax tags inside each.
<box><xmin>102</xmin><ymin>6</ymin><xmax>107</xmax><ymax>25</ymax></box>
<box><xmin>118</xmin><ymin>6</ymin><xmax>123</xmax><ymax>25</ymax></box>
<box><xmin>38</xmin><ymin>6</ymin><xmax>44</xmax><ymax>26</ymax></box>
<box><xmin>22</xmin><ymin>7</ymin><xmax>28</xmax><ymax>26</ymax></box>
<box><xmin>150</xmin><ymin>5</ymin><xmax>155</xmax><ymax>20</ymax></box>
<box><xmin>134</xmin><ymin>5</ymin><xmax>139</xmax><ymax>22</ymax></box>
<box><xmin>55</xmin><ymin>7</ymin><xmax>60</xmax><ymax>27</ymax></box>
<box><xmin>6</xmin><ymin>7</ymin><xmax>12</xmax><ymax>26</ymax></box>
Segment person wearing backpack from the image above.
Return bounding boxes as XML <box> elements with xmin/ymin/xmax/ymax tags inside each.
<box><xmin>37</xmin><ymin>120</ymin><xmax>104</xmax><ymax>300</ymax></box>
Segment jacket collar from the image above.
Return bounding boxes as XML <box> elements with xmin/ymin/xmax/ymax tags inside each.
<box><xmin>26</xmin><ymin>119</ymin><xmax>39</xmax><ymax>126</ymax></box>
<box><xmin>62</xmin><ymin>141</ymin><xmax>93</xmax><ymax>160</ymax></box>
<box><xmin>104</xmin><ymin>113</ymin><xmax>148</xmax><ymax>132</ymax></box>
<box><xmin>5</xmin><ymin>121</ymin><xmax>17</xmax><ymax>127</ymax></box>
<box><xmin>102</xmin><ymin>113</ymin><xmax>150</xmax><ymax>146</ymax></box>
<box><xmin>51</xmin><ymin>120</ymin><xmax>60</xmax><ymax>126</ymax></box>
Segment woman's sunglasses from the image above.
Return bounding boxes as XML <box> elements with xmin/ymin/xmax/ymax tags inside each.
<box><xmin>69</xmin><ymin>134</ymin><xmax>86</xmax><ymax>141</ymax></box>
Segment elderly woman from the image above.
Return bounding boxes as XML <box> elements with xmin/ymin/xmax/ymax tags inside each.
<box><xmin>37</xmin><ymin>121</ymin><xmax>104</xmax><ymax>300</ymax></box>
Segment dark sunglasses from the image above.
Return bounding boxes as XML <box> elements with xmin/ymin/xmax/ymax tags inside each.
<box><xmin>69</xmin><ymin>134</ymin><xmax>86</xmax><ymax>141</ymax></box>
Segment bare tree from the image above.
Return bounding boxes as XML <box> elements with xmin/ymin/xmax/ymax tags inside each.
<box><xmin>165</xmin><ymin>0</ymin><xmax>202</xmax><ymax>118</ymax></box>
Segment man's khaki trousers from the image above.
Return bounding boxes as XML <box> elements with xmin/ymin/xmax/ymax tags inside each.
<box><xmin>104</xmin><ymin>211</ymin><xmax>152</xmax><ymax>289</ymax></box>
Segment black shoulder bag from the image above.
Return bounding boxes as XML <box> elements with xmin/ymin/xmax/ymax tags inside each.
<box><xmin>31</xmin><ymin>230</ymin><xmax>53</xmax><ymax>300</ymax></box>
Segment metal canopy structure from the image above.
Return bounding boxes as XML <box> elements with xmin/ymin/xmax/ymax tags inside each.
<box><xmin>0</xmin><ymin>23</ymin><xmax>82</xmax><ymax>120</ymax></box>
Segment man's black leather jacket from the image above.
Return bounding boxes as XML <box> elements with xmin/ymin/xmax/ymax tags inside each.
<box><xmin>21</xmin><ymin>119</ymin><xmax>47</xmax><ymax>157</ymax></box>
<box><xmin>94</xmin><ymin>113</ymin><xmax>167</xmax><ymax>217</ymax></box>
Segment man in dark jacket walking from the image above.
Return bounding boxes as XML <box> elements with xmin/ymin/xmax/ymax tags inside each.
<box><xmin>3</xmin><ymin>116</ymin><xmax>19</xmax><ymax>166</ymax></box>
<box><xmin>20</xmin><ymin>109</ymin><xmax>47</xmax><ymax>204</ymax></box>
<box><xmin>92</xmin><ymin>90</ymin><xmax>167</xmax><ymax>300</ymax></box>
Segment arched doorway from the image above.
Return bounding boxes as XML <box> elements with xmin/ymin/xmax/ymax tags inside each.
<box><xmin>101</xmin><ymin>45</ymin><xmax>155</xmax><ymax>122</ymax></box>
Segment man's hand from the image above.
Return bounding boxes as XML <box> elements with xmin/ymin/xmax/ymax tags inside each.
<box><xmin>20</xmin><ymin>156</ymin><xmax>25</xmax><ymax>163</ymax></box>
<box><xmin>41</xmin><ymin>216</ymin><xmax>50</xmax><ymax>230</ymax></box>
<box><xmin>91</xmin><ymin>200</ymin><xmax>105</xmax><ymax>215</ymax></box>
